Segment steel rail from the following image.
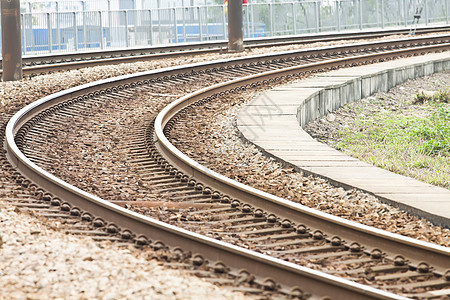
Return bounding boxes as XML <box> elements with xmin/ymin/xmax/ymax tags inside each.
<box><xmin>154</xmin><ymin>44</ymin><xmax>450</xmax><ymax>274</ymax></box>
<box><xmin>15</xmin><ymin>32</ymin><xmax>450</xmax><ymax>80</ymax></box>
<box><xmin>5</xmin><ymin>40</ymin><xmax>450</xmax><ymax>299</ymax></box>
<box><xmin>2</xmin><ymin>25</ymin><xmax>449</xmax><ymax>76</ymax></box>
<box><xmin>4</xmin><ymin>57</ymin><xmax>410</xmax><ymax>300</ymax></box>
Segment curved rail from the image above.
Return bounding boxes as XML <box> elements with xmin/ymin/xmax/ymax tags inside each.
<box><xmin>5</xmin><ymin>60</ymin><xmax>407</xmax><ymax>300</ymax></box>
<box><xmin>5</xmin><ymin>38</ymin><xmax>450</xmax><ymax>299</ymax></box>
<box><xmin>153</xmin><ymin>47</ymin><xmax>450</xmax><ymax>271</ymax></box>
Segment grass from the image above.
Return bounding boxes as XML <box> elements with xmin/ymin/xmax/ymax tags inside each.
<box><xmin>335</xmin><ymin>88</ymin><xmax>449</xmax><ymax>189</ymax></box>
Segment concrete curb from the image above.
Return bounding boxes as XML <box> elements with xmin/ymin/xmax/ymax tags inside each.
<box><xmin>237</xmin><ymin>52</ymin><xmax>450</xmax><ymax>227</ymax></box>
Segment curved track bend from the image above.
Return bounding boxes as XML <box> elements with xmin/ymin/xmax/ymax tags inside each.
<box><xmin>4</xmin><ymin>35</ymin><xmax>450</xmax><ymax>299</ymax></box>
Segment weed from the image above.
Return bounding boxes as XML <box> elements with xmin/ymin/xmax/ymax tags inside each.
<box><xmin>335</xmin><ymin>101</ymin><xmax>449</xmax><ymax>188</ymax></box>
<box><xmin>414</xmin><ymin>88</ymin><xmax>450</xmax><ymax>104</ymax></box>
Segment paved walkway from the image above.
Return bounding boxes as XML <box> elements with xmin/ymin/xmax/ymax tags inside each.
<box><xmin>237</xmin><ymin>52</ymin><xmax>450</xmax><ymax>227</ymax></box>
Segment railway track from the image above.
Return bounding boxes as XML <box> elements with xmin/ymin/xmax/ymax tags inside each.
<box><xmin>2</xmin><ymin>25</ymin><xmax>450</xmax><ymax>77</ymax></box>
<box><xmin>3</xmin><ymin>35</ymin><xmax>450</xmax><ymax>299</ymax></box>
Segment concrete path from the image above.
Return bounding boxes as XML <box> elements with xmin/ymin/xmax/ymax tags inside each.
<box><xmin>237</xmin><ymin>52</ymin><xmax>450</xmax><ymax>227</ymax></box>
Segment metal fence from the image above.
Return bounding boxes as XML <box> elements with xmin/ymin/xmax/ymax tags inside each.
<box><xmin>21</xmin><ymin>0</ymin><xmax>214</xmax><ymax>12</ymax></box>
<box><xmin>1</xmin><ymin>0</ymin><xmax>449</xmax><ymax>55</ymax></box>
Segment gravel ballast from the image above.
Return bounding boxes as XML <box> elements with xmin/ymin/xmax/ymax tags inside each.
<box><xmin>0</xmin><ymin>203</ymin><xmax>250</xmax><ymax>299</ymax></box>
<box><xmin>168</xmin><ymin>82</ymin><xmax>449</xmax><ymax>246</ymax></box>
<box><xmin>1</xmin><ymin>35</ymin><xmax>449</xmax><ymax>298</ymax></box>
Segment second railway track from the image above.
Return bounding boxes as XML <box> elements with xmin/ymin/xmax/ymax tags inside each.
<box><xmin>5</xmin><ymin>26</ymin><xmax>450</xmax><ymax>77</ymax></box>
<box><xmin>3</xmin><ymin>35</ymin><xmax>450</xmax><ymax>299</ymax></box>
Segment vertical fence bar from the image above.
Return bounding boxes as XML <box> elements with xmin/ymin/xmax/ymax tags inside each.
<box><xmin>21</xmin><ymin>14</ymin><xmax>27</xmax><ymax>54</ymax></box>
<box><xmin>376</xmin><ymin>0</ymin><xmax>379</xmax><ymax>27</ymax></box>
<box><xmin>292</xmin><ymin>3</ymin><xmax>297</xmax><ymax>34</ymax></box>
<box><xmin>108</xmin><ymin>0</ymin><xmax>112</xmax><ymax>47</ymax></box>
<box><xmin>396</xmin><ymin>0</ymin><xmax>399</xmax><ymax>25</ymax></box>
<box><xmin>246</xmin><ymin>4</ymin><xmax>250</xmax><ymax>38</ymax></box>
<box><xmin>30</xmin><ymin>12</ymin><xmax>35</xmax><ymax>52</ymax></box>
<box><xmin>56</xmin><ymin>3</ymin><xmax>60</xmax><ymax>50</ymax></box>
<box><xmin>158</xmin><ymin>9</ymin><xmax>162</xmax><ymax>44</ymax></box>
<box><xmin>359</xmin><ymin>0</ymin><xmax>363</xmax><ymax>29</ymax></box>
<box><xmin>381</xmin><ymin>0</ymin><xmax>385</xmax><ymax>28</ymax></box>
<box><xmin>403</xmin><ymin>0</ymin><xmax>407</xmax><ymax>26</ymax></box>
<box><xmin>125</xmin><ymin>10</ymin><xmax>129</xmax><ymax>48</ymax></box>
<box><xmin>205</xmin><ymin>6</ymin><xmax>209</xmax><ymax>40</ymax></box>
<box><xmin>270</xmin><ymin>3</ymin><xmax>274</xmax><ymax>36</ymax></box>
<box><xmin>74</xmin><ymin>12</ymin><xmax>78</xmax><ymax>51</ymax></box>
<box><xmin>47</xmin><ymin>13</ymin><xmax>52</xmax><ymax>53</ymax></box>
<box><xmin>198</xmin><ymin>6</ymin><xmax>202</xmax><ymax>41</ymax></box>
<box><xmin>149</xmin><ymin>9</ymin><xmax>153</xmax><ymax>45</ymax></box>
<box><xmin>183</xmin><ymin>6</ymin><xmax>187</xmax><ymax>42</ymax></box>
<box><xmin>336</xmin><ymin>1</ymin><xmax>340</xmax><ymax>31</ymax></box>
<box><xmin>447</xmin><ymin>0</ymin><xmax>449</xmax><ymax>24</ymax></box>
<box><xmin>173</xmin><ymin>8</ymin><xmax>178</xmax><ymax>43</ymax></box>
<box><xmin>315</xmin><ymin>1</ymin><xmax>319</xmax><ymax>33</ymax></box>
<box><xmin>251</xmin><ymin>4</ymin><xmax>255</xmax><ymax>38</ymax></box>
<box><xmin>425</xmin><ymin>0</ymin><xmax>428</xmax><ymax>25</ymax></box>
<box><xmin>222</xmin><ymin>5</ymin><xmax>227</xmax><ymax>39</ymax></box>
<box><xmin>82</xmin><ymin>1</ymin><xmax>86</xmax><ymax>49</ymax></box>
<box><xmin>100</xmin><ymin>11</ymin><xmax>104</xmax><ymax>49</ymax></box>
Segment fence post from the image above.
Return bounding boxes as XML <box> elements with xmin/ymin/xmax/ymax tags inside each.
<box><xmin>336</xmin><ymin>1</ymin><xmax>340</xmax><ymax>31</ymax></box>
<box><xmin>1</xmin><ymin>0</ymin><xmax>22</xmax><ymax>81</ymax></box>
<box><xmin>47</xmin><ymin>13</ymin><xmax>53</xmax><ymax>53</ymax></box>
<box><xmin>315</xmin><ymin>1</ymin><xmax>319</xmax><ymax>33</ymax></box>
<box><xmin>446</xmin><ymin>0</ymin><xmax>449</xmax><ymax>24</ymax></box>
<box><xmin>251</xmin><ymin>4</ymin><xmax>255</xmax><ymax>38</ymax></box>
<box><xmin>56</xmin><ymin>2</ymin><xmax>60</xmax><ymax>50</ymax></box>
<box><xmin>173</xmin><ymin>8</ymin><xmax>178</xmax><ymax>43</ymax></box>
<box><xmin>99</xmin><ymin>11</ymin><xmax>104</xmax><ymax>49</ymax></box>
<box><xmin>376</xmin><ymin>0</ymin><xmax>379</xmax><ymax>27</ymax></box>
<box><xmin>245</xmin><ymin>4</ymin><xmax>250</xmax><ymax>38</ymax></box>
<box><xmin>222</xmin><ymin>4</ymin><xmax>226</xmax><ymax>39</ymax></box>
<box><xmin>74</xmin><ymin>12</ymin><xmax>78</xmax><ymax>51</ymax></box>
<box><xmin>158</xmin><ymin>8</ymin><xmax>162</xmax><ymax>44</ymax></box>
<box><xmin>125</xmin><ymin>10</ymin><xmax>129</xmax><ymax>47</ymax></box>
<box><xmin>21</xmin><ymin>14</ymin><xmax>26</xmax><ymax>55</ymax></box>
<box><xmin>82</xmin><ymin>1</ymin><xmax>86</xmax><ymax>49</ymax></box>
<box><xmin>359</xmin><ymin>0</ymin><xmax>363</xmax><ymax>29</ymax></box>
<box><xmin>292</xmin><ymin>2</ymin><xmax>297</xmax><ymax>34</ymax></box>
<box><xmin>228</xmin><ymin>0</ymin><xmax>244</xmax><ymax>51</ymax></box>
<box><xmin>205</xmin><ymin>5</ymin><xmax>210</xmax><ymax>39</ymax></box>
<box><xmin>268</xmin><ymin>3</ymin><xmax>274</xmax><ymax>36</ymax></box>
<box><xmin>182</xmin><ymin>5</ymin><xmax>187</xmax><ymax>42</ymax></box>
<box><xmin>107</xmin><ymin>0</ymin><xmax>112</xmax><ymax>47</ymax></box>
<box><xmin>198</xmin><ymin>6</ymin><xmax>203</xmax><ymax>41</ymax></box>
<box><xmin>30</xmin><ymin>12</ymin><xmax>35</xmax><ymax>52</ymax></box>
<box><xmin>403</xmin><ymin>0</ymin><xmax>407</xmax><ymax>26</ymax></box>
<box><xmin>149</xmin><ymin>9</ymin><xmax>153</xmax><ymax>45</ymax></box>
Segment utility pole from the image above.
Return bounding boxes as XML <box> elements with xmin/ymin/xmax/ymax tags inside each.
<box><xmin>228</xmin><ymin>0</ymin><xmax>244</xmax><ymax>52</ymax></box>
<box><xmin>1</xmin><ymin>0</ymin><xmax>22</xmax><ymax>81</ymax></box>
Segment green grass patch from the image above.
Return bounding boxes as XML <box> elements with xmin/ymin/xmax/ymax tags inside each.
<box><xmin>336</xmin><ymin>92</ymin><xmax>449</xmax><ymax>189</ymax></box>
<box><xmin>414</xmin><ymin>88</ymin><xmax>450</xmax><ymax>104</ymax></box>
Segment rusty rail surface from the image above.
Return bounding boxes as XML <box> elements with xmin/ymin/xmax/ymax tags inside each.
<box><xmin>5</xmin><ymin>36</ymin><xmax>450</xmax><ymax>299</ymax></box>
